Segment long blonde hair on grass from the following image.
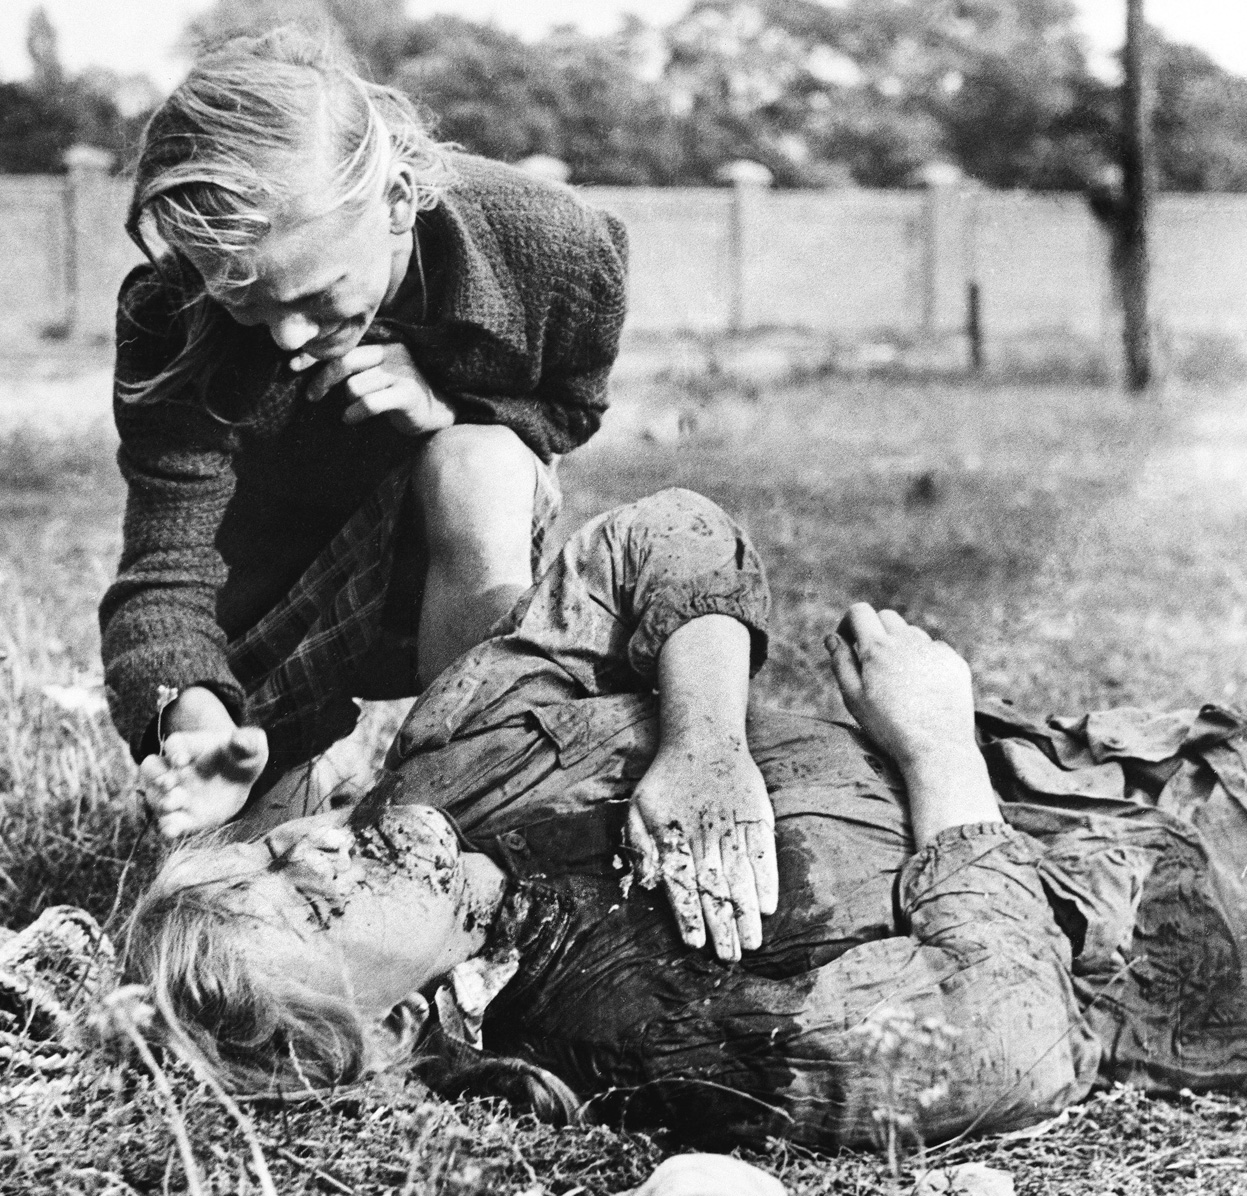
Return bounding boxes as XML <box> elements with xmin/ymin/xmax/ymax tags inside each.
<box><xmin>124</xmin><ymin>842</ymin><xmax>582</xmax><ymax>1122</ymax></box>
<box><xmin>121</xmin><ymin>27</ymin><xmax>454</xmax><ymax>407</ymax></box>
<box><xmin>123</xmin><ymin>844</ymin><xmax>368</xmax><ymax>1091</ymax></box>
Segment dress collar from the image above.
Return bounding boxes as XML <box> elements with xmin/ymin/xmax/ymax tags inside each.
<box><xmin>421</xmin><ymin>878</ymin><xmax>572</xmax><ymax>1051</ymax></box>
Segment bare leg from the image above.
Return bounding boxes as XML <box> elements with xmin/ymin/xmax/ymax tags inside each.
<box><xmin>413</xmin><ymin>425</ymin><xmax>539</xmax><ymax>686</ymax></box>
<box><xmin>209</xmin><ymin>430</ymin><xmax>540</xmax><ymax>842</ymax></box>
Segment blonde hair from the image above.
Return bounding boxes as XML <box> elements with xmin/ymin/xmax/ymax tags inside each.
<box><xmin>122</xmin><ymin>27</ymin><xmax>454</xmax><ymax>407</ymax></box>
<box><xmin>124</xmin><ymin>841</ymin><xmax>368</xmax><ymax>1091</ymax></box>
<box><xmin>124</xmin><ymin>839</ymin><xmax>582</xmax><ymax>1121</ymax></box>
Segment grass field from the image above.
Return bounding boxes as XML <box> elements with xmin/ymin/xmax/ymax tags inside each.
<box><xmin>4</xmin><ymin>360</ymin><xmax>1247</xmax><ymax>1193</ymax></box>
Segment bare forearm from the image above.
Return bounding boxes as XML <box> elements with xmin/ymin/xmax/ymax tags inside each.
<box><xmin>657</xmin><ymin>615</ymin><xmax>751</xmax><ymax>748</ymax></box>
<box><xmin>638</xmin><ymin>613</ymin><xmax>776</xmax><ymax>960</ymax></box>
<box><xmin>900</xmin><ymin>747</ymin><xmax>1001</xmax><ymax>850</ymax></box>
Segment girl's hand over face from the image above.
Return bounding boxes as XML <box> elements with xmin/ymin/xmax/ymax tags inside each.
<box><xmin>826</xmin><ymin>603</ymin><xmax>977</xmax><ymax>772</ymax></box>
<box><xmin>296</xmin><ymin>343</ymin><xmax>456</xmax><ymax>435</ymax></box>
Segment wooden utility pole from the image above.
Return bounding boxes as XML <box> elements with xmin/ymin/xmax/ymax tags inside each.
<box><xmin>1121</xmin><ymin>0</ymin><xmax>1153</xmax><ymax>390</ymax></box>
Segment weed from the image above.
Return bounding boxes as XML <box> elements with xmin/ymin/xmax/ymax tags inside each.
<box><xmin>0</xmin><ymin>590</ymin><xmax>157</xmax><ymax>933</ymax></box>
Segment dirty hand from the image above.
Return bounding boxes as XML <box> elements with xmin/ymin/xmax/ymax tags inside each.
<box><xmin>626</xmin><ymin>1154</ymin><xmax>787</xmax><ymax>1196</ymax></box>
<box><xmin>627</xmin><ymin>731</ymin><xmax>777</xmax><ymax>963</ymax></box>
<box><xmin>139</xmin><ymin>725</ymin><xmax>268</xmax><ymax>838</ymax></box>
<box><xmin>295</xmin><ymin>343</ymin><xmax>455</xmax><ymax>435</ymax></box>
<box><xmin>825</xmin><ymin>602</ymin><xmax>976</xmax><ymax>770</ymax></box>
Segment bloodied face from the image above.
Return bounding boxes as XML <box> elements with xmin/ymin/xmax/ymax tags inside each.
<box><xmin>164</xmin><ymin>806</ymin><xmax>503</xmax><ymax>1019</ymax></box>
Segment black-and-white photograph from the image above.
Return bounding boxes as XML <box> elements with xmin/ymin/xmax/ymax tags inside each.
<box><xmin>2</xmin><ymin>1</ymin><xmax>1247</xmax><ymax>1192</ymax></box>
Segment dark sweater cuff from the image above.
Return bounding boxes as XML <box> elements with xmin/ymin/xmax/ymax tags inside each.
<box><xmin>105</xmin><ymin>644</ymin><xmax>246</xmax><ymax>762</ymax></box>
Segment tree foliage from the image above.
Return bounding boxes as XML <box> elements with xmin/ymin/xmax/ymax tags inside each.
<box><xmin>5</xmin><ymin>0</ymin><xmax>1247</xmax><ymax>190</ymax></box>
<box><xmin>0</xmin><ymin>7</ymin><xmax>155</xmax><ymax>172</ymax></box>
<box><xmin>1153</xmin><ymin>41</ymin><xmax>1247</xmax><ymax>191</ymax></box>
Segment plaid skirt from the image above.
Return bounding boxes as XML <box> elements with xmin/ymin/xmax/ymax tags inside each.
<box><xmin>223</xmin><ymin>456</ymin><xmax>561</xmax><ymax>779</ymax></box>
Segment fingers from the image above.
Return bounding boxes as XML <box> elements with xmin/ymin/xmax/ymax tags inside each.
<box><xmin>140</xmin><ymin>751</ymin><xmax>181</xmax><ymax>807</ymax></box>
<box><xmin>227</xmin><ymin>725</ymin><xmax>268</xmax><ymax>767</ymax></box>
<box><xmin>642</xmin><ymin>815</ymin><xmax>771</xmax><ymax>962</ymax></box>
<box><xmin>138</xmin><ymin>728</ymin><xmax>266</xmax><ymax>838</ymax></box>
<box><xmin>721</xmin><ymin>824</ymin><xmax>760</xmax><ymax>954</ymax></box>
<box><xmin>343</xmin><ymin>385</ymin><xmax>410</xmax><ymax>426</ymax></box>
<box><xmin>825</xmin><ymin>631</ymin><xmax>864</xmax><ymax>707</ymax></box>
<box><xmin>696</xmin><ymin>835</ymin><xmax>741</xmax><ymax>962</ymax></box>
<box><xmin>836</xmin><ymin>602</ymin><xmax>885</xmax><ymax>650</ymax></box>
<box><xmin>161</xmin><ymin>731</ymin><xmax>194</xmax><ymax>770</ymax></box>
<box><xmin>304</xmin><ymin>345</ymin><xmax>386</xmax><ymax>402</ymax></box>
<box><xmin>839</xmin><ymin>602</ymin><xmax>931</xmax><ymax>646</ymax></box>
<box><xmin>344</xmin><ymin>365</ymin><xmax>392</xmax><ymax>399</ymax></box>
<box><xmin>626</xmin><ymin>804</ymin><xmax>661</xmax><ymax>890</ymax></box>
<box><xmin>744</xmin><ymin>820</ymin><xmax>779</xmax><ymax>916</ymax></box>
<box><xmin>877</xmin><ymin>608</ymin><xmax>911</xmax><ymax>635</ymax></box>
<box><xmin>265</xmin><ymin>819</ymin><xmax>352</xmax><ymax>862</ymax></box>
<box><xmin>647</xmin><ymin>819</ymin><xmax>706</xmax><ymax>952</ymax></box>
<box><xmin>138</xmin><ymin>763</ymin><xmax>199</xmax><ymax>838</ymax></box>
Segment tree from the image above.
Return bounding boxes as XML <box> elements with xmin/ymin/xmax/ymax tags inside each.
<box><xmin>920</xmin><ymin>0</ymin><xmax>1100</xmax><ymax>188</ymax></box>
<box><xmin>536</xmin><ymin>24</ymin><xmax>689</xmax><ymax>184</ymax></box>
<box><xmin>171</xmin><ymin>0</ymin><xmax>1247</xmax><ymax>191</ymax></box>
<box><xmin>183</xmin><ymin>0</ymin><xmax>410</xmax><ymax>76</ymax></box>
<box><xmin>654</xmin><ymin>0</ymin><xmax>1102</xmax><ymax>188</ymax></box>
<box><xmin>1153</xmin><ymin>40</ymin><xmax>1247</xmax><ymax>191</ymax></box>
<box><xmin>0</xmin><ymin>83</ymin><xmax>76</xmax><ymax>172</ymax></box>
<box><xmin>0</xmin><ymin>10</ymin><xmax>156</xmax><ymax>174</ymax></box>
<box><xmin>392</xmin><ymin>18</ymin><xmax>562</xmax><ymax>165</ymax></box>
<box><xmin>26</xmin><ymin>5</ymin><xmax>64</xmax><ymax>94</ymax></box>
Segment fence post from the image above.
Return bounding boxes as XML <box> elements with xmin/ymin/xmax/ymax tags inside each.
<box><xmin>920</xmin><ymin>170</ymin><xmax>972</xmax><ymax>336</ymax></box>
<box><xmin>721</xmin><ymin>161</ymin><xmax>773</xmax><ymax>334</ymax></box>
<box><xmin>63</xmin><ymin>144</ymin><xmax>115</xmax><ymax>339</ymax></box>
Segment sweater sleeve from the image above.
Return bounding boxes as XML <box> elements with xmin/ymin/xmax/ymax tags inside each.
<box><xmin>450</xmin><ymin>208</ymin><xmax>628</xmax><ymax>461</ymax></box>
<box><xmin>99</xmin><ymin>267</ymin><xmax>245</xmax><ymax>760</ymax></box>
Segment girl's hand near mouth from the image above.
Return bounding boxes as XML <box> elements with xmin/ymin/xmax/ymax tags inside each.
<box><xmin>295</xmin><ymin>342</ymin><xmax>456</xmax><ymax>435</ymax></box>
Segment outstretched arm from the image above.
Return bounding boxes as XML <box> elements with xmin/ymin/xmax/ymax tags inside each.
<box><xmin>628</xmin><ymin>614</ymin><xmax>779</xmax><ymax>962</ymax></box>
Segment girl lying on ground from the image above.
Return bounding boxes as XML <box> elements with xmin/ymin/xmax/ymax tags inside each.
<box><xmin>100</xmin><ymin>28</ymin><xmax>627</xmax><ymax>839</ymax></box>
<box><xmin>127</xmin><ymin>489</ymin><xmax>1247</xmax><ymax>1159</ymax></box>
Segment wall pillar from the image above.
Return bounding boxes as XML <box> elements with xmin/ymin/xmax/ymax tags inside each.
<box><xmin>721</xmin><ymin>161</ymin><xmax>774</xmax><ymax>333</ymax></box>
<box><xmin>921</xmin><ymin>179</ymin><xmax>975</xmax><ymax>336</ymax></box>
<box><xmin>64</xmin><ymin>144</ymin><xmax>116</xmax><ymax>339</ymax></box>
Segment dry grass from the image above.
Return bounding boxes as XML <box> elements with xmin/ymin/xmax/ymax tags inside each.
<box><xmin>3</xmin><ymin>368</ymin><xmax>1247</xmax><ymax>1192</ymax></box>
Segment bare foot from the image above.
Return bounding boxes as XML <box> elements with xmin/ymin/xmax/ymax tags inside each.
<box><xmin>139</xmin><ymin>726</ymin><xmax>269</xmax><ymax>838</ymax></box>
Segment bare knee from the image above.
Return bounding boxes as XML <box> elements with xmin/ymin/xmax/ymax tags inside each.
<box><xmin>414</xmin><ymin>425</ymin><xmax>537</xmax><ymax>577</ymax></box>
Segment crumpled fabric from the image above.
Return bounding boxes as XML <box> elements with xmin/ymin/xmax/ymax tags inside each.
<box><xmin>978</xmin><ymin>696</ymin><xmax>1247</xmax><ymax>1093</ymax></box>
<box><xmin>482</xmin><ymin>821</ymin><xmax>1098</xmax><ymax>1152</ymax></box>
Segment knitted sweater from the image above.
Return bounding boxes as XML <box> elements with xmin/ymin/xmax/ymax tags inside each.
<box><xmin>99</xmin><ymin>154</ymin><xmax>628</xmax><ymax>759</ymax></box>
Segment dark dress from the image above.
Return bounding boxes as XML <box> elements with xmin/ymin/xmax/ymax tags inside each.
<box><xmin>357</xmin><ymin>489</ymin><xmax>1247</xmax><ymax>1151</ymax></box>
